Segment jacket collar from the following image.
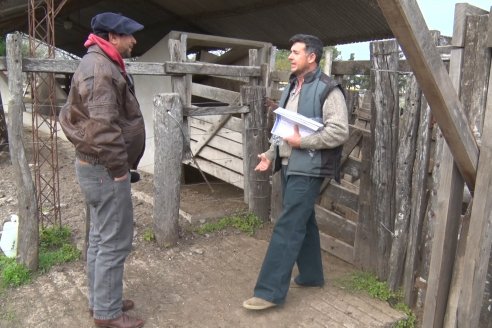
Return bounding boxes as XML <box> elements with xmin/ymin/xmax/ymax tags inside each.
<box><xmin>87</xmin><ymin>45</ymin><xmax>126</xmax><ymax>76</ymax></box>
<box><xmin>288</xmin><ymin>67</ymin><xmax>321</xmax><ymax>84</ymax></box>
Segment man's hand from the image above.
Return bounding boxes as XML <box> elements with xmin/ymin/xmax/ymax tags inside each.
<box><xmin>283</xmin><ymin>125</ymin><xmax>301</xmax><ymax>148</ymax></box>
<box><xmin>254</xmin><ymin>153</ymin><xmax>272</xmax><ymax>172</ymax></box>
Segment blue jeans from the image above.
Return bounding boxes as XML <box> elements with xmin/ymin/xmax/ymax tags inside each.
<box><xmin>254</xmin><ymin>166</ymin><xmax>324</xmax><ymax>304</ymax></box>
<box><xmin>75</xmin><ymin>159</ymin><xmax>134</xmax><ymax>320</ymax></box>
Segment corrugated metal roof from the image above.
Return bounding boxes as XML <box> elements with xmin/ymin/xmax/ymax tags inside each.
<box><xmin>1</xmin><ymin>0</ymin><xmax>393</xmax><ymax>57</ymax></box>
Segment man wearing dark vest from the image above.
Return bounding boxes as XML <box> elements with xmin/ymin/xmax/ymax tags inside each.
<box><xmin>243</xmin><ymin>34</ymin><xmax>349</xmax><ymax>310</ymax></box>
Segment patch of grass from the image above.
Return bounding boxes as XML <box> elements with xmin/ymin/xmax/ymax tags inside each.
<box><xmin>0</xmin><ymin>225</ymin><xmax>82</xmax><ymax>288</ymax></box>
<box><xmin>38</xmin><ymin>226</ymin><xmax>81</xmax><ymax>273</ymax></box>
<box><xmin>142</xmin><ymin>228</ymin><xmax>155</xmax><ymax>242</ymax></box>
<box><xmin>195</xmin><ymin>212</ymin><xmax>263</xmax><ymax>236</ymax></box>
<box><xmin>334</xmin><ymin>271</ymin><xmax>416</xmax><ymax>328</ymax></box>
<box><xmin>0</xmin><ymin>256</ymin><xmax>30</xmax><ymax>288</ymax></box>
<box><xmin>40</xmin><ymin>226</ymin><xmax>71</xmax><ymax>250</ymax></box>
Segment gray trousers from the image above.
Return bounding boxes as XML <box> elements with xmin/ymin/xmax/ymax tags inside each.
<box><xmin>75</xmin><ymin>159</ymin><xmax>133</xmax><ymax>320</ymax></box>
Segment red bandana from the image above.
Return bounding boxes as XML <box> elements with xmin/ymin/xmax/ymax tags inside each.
<box><xmin>84</xmin><ymin>33</ymin><xmax>126</xmax><ymax>76</ymax></box>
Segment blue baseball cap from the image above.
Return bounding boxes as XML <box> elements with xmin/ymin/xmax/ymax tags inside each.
<box><xmin>91</xmin><ymin>12</ymin><xmax>144</xmax><ymax>35</ymax></box>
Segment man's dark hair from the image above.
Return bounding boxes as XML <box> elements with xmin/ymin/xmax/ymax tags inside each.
<box><xmin>289</xmin><ymin>34</ymin><xmax>323</xmax><ymax>65</ymax></box>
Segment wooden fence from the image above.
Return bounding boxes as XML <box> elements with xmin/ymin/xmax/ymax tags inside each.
<box><xmin>2</xmin><ymin>5</ymin><xmax>492</xmax><ymax>323</ymax></box>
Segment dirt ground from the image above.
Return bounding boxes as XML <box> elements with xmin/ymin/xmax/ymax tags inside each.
<box><xmin>0</xmin><ymin>129</ymin><xmax>406</xmax><ymax>328</ymax></box>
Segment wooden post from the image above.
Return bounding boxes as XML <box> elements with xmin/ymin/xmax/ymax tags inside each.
<box><xmin>445</xmin><ymin>11</ymin><xmax>491</xmax><ymax>327</ymax></box>
<box><xmin>402</xmin><ymin>30</ymin><xmax>441</xmax><ymax>307</ymax></box>
<box><xmin>456</xmin><ymin>66</ymin><xmax>492</xmax><ymax>328</ymax></box>
<box><xmin>242</xmin><ymin>49</ymin><xmax>260</xmax><ymax>203</ymax></box>
<box><xmin>241</xmin><ymin>85</ymin><xmax>271</xmax><ymax>221</ymax></box>
<box><xmin>153</xmin><ymin>93</ymin><xmax>183</xmax><ymax>247</ymax></box>
<box><xmin>323</xmin><ymin>47</ymin><xmax>333</xmax><ymax>76</ymax></box>
<box><xmin>402</xmin><ymin>74</ymin><xmax>431</xmax><ymax>306</ymax></box>
<box><xmin>6</xmin><ymin>32</ymin><xmax>38</xmax><ymax>270</ymax></box>
<box><xmin>169</xmin><ymin>38</ymin><xmax>191</xmax><ymax>159</ymax></box>
<box><xmin>422</xmin><ymin>4</ymin><xmax>486</xmax><ymax>326</ymax></box>
<box><xmin>456</xmin><ymin>13</ymin><xmax>492</xmax><ymax>326</ymax></box>
<box><xmin>376</xmin><ymin>0</ymin><xmax>479</xmax><ymax>191</ymax></box>
<box><xmin>353</xmin><ymin>132</ymin><xmax>374</xmax><ymax>271</ymax></box>
<box><xmin>387</xmin><ymin>74</ymin><xmax>421</xmax><ymax>290</ymax></box>
<box><xmin>369</xmin><ymin>39</ymin><xmax>399</xmax><ymax>280</ymax></box>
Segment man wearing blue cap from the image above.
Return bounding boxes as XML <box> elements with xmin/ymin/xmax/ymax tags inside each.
<box><xmin>60</xmin><ymin>12</ymin><xmax>146</xmax><ymax>328</ymax></box>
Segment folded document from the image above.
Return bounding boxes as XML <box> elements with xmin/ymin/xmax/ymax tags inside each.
<box><xmin>271</xmin><ymin>107</ymin><xmax>324</xmax><ymax>138</ymax></box>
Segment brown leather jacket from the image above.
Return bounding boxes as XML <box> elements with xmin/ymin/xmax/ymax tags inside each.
<box><xmin>59</xmin><ymin>45</ymin><xmax>145</xmax><ymax>178</ymax></box>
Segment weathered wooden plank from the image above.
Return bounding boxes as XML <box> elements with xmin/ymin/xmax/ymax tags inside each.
<box><xmin>192</xmin><ymin>83</ymin><xmax>240</xmax><ymax>104</ymax></box>
<box><xmin>189</xmin><ymin>115</ymin><xmax>232</xmax><ymax>156</ymax></box>
<box><xmin>377</xmin><ymin>0</ymin><xmax>479</xmax><ymax>190</ymax></box>
<box><xmin>402</xmin><ymin>73</ymin><xmax>431</xmax><ymax>306</ymax></box>
<box><xmin>315</xmin><ymin>205</ymin><xmax>356</xmax><ymax>246</ymax></box>
<box><xmin>320</xmin><ymin>180</ymin><xmax>359</xmax><ymax>212</ymax></box>
<box><xmin>319</xmin><ymin>232</ymin><xmax>354</xmax><ymax>264</ymax></box>
<box><xmin>242</xmin><ymin>49</ymin><xmax>261</xmax><ymax>204</ymax></box>
<box><xmin>443</xmin><ymin>201</ymin><xmax>472</xmax><ymax>328</ymax></box>
<box><xmin>6</xmin><ymin>32</ymin><xmax>39</xmax><ymax>270</ymax></box>
<box><xmin>456</xmin><ymin>18</ymin><xmax>492</xmax><ymax>326</ymax></box>
<box><xmin>169</xmin><ymin>38</ymin><xmax>190</xmax><ymax>158</ymax></box>
<box><xmin>153</xmin><ymin>94</ymin><xmax>182</xmax><ymax>247</ymax></box>
<box><xmin>189</xmin><ymin>126</ymin><xmax>242</xmax><ymax>158</ymax></box>
<box><xmin>387</xmin><ymin>74</ymin><xmax>421</xmax><ymax>290</ymax></box>
<box><xmin>185</xmin><ymin>157</ymin><xmax>244</xmax><ymax>189</ymax></box>
<box><xmin>241</xmin><ymin>86</ymin><xmax>270</xmax><ymax>220</ymax></box>
<box><xmin>191</xmin><ymin>115</ymin><xmax>243</xmax><ymax>134</ymax></box>
<box><xmin>370</xmin><ymin>39</ymin><xmax>399</xmax><ymax>280</ymax></box>
<box><xmin>1</xmin><ymin>57</ymin><xmax>262</xmax><ymax>77</ymax></box>
<box><xmin>353</xmin><ymin>134</ymin><xmax>374</xmax><ymax>271</ymax></box>
<box><xmin>187</xmin><ymin>143</ymin><xmax>243</xmax><ymax>174</ymax></box>
<box><xmin>165</xmin><ymin>61</ymin><xmax>261</xmax><ymax>77</ymax></box>
<box><xmin>22</xmin><ymin>58</ymin><xmax>79</xmax><ymax>73</ymax></box>
<box><xmin>341</xmin><ymin>156</ymin><xmax>361</xmax><ymax>180</ymax></box>
<box><xmin>183</xmin><ymin>105</ymin><xmax>249</xmax><ymax>116</ymax></box>
<box><xmin>460</xmin><ymin>15</ymin><xmax>490</xmax><ymax>145</ymax></box>
<box><xmin>422</xmin><ymin>5</ymin><xmax>486</xmax><ymax>326</ymax></box>
<box><xmin>189</xmin><ymin>117</ymin><xmax>243</xmax><ymax>142</ymax></box>
<box><xmin>444</xmin><ymin>13</ymin><xmax>491</xmax><ymax>327</ymax></box>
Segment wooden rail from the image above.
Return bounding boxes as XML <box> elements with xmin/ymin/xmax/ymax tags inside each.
<box><xmin>0</xmin><ymin>57</ymin><xmax>262</xmax><ymax>77</ymax></box>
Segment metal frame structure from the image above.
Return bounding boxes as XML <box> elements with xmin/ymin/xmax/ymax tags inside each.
<box><xmin>28</xmin><ymin>0</ymin><xmax>67</xmax><ymax>227</ymax></box>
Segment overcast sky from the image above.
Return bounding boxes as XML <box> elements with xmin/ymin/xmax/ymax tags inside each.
<box><xmin>336</xmin><ymin>0</ymin><xmax>491</xmax><ymax>60</ymax></box>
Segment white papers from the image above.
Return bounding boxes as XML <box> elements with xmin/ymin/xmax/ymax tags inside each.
<box><xmin>270</xmin><ymin>107</ymin><xmax>324</xmax><ymax>138</ymax></box>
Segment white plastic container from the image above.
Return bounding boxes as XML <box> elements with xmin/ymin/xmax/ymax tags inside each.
<box><xmin>0</xmin><ymin>214</ymin><xmax>19</xmax><ymax>258</ymax></box>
